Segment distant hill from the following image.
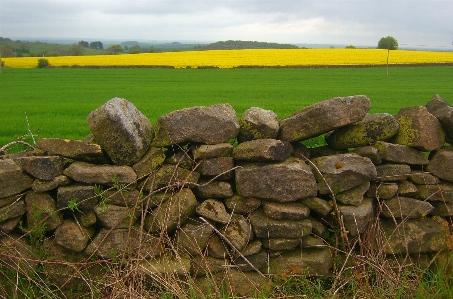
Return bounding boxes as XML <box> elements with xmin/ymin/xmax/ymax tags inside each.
<box><xmin>201</xmin><ymin>40</ymin><xmax>299</xmax><ymax>50</ymax></box>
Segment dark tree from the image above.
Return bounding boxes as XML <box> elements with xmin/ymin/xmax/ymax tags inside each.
<box><xmin>377</xmin><ymin>36</ymin><xmax>398</xmax><ymax>50</ymax></box>
<box><xmin>89</xmin><ymin>41</ymin><xmax>104</xmax><ymax>50</ymax></box>
<box><xmin>78</xmin><ymin>40</ymin><xmax>89</xmax><ymax>48</ymax></box>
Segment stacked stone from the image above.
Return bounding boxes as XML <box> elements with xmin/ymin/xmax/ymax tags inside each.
<box><xmin>1</xmin><ymin>95</ymin><xmax>453</xmax><ymax>297</ymax></box>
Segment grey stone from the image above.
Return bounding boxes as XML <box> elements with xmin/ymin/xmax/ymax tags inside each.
<box><xmin>262</xmin><ymin>238</ymin><xmax>301</xmax><ymax>251</ymax></box>
<box><xmin>375</xmin><ymin>164</ymin><xmax>411</xmax><ymax>182</ymax></box>
<box><xmin>381</xmin><ymin>196</ymin><xmax>434</xmax><ymax>218</ymax></box>
<box><xmin>221</xmin><ymin>215</ymin><xmax>253</xmax><ymax>251</ymax></box>
<box><xmin>63</xmin><ymin>161</ymin><xmax>137</xmax><ymax>186</ymax></box>
<box><xmin>191</xmin><ymin>255</ymin><xmax>228</xmax><ymax>276</ymax></box>
<box><xmin>224</xmin><ymin>194</ymin><xmax>262</xmax><ymax>214</ymax></box>
<box><xmin>207</xmin><ymin>234</ymin><xmax>229</xmax><ymax>259</ymax></box>
<box><xmin>302</xmin><ymin>235</ymin><xmax>327</xmax><ymax>248</ymax></box>
<box><xmin>233</xmin><ymin>139</ymin><xmax>292</xmax><ymax>161</ymax></box>
<box><xmin>75</xmin><ymin>209</ymin><xmax>97</xmax><ymax>227</ymax></box>
<box><xmin>233</xmin><ymin>249</ymin><xmax>268</xmax><ymax>272</ymax></box>
<box><xmin>35</xmin><ymin>138</ymin><xmax>107</xmax><ymax>163</ymax></box>
<box><xmin>392</xmin><ymin>106</ymin><xmax>445</xmax><ymax>152</ymax></box>
<box><xmin>140</xmin><ymin>254</ymin><xmax>191</xmax><ymax>277</ymax></box>
<box><xmin>366</xmin><ymin>183</ymin><xmax>399</xmax><ymax>199</ymax></box>
<box><xmin>32</xmin><ymin>175</ymin><xmax>71</xmax><ymax>192</ymax></box>
<box><xmin>373</xmin><ymin>141</ymin><xmax>429</xmax><ymax>165</ymax></box>
<box><xmin>93</xmin><ymin>204</ymin><xmax>141</xmax><ymax>228</ymax></box>
<box><xmin>0</xmin><ymin>159</ymin><xmax>34</xmax><ymax>199</ymax></box>
<box><xmin>141</xmin><ymin>164</ymin><xmax>200</xmax><ymax>192</ymax></box>
<box><xmin>196</xmin><ymin>199</ymin><xmax>231</xmax><ymax>224</ymax></box>
<box><xmin>300</xmin><ymin>197</ymin><xmax>332</xmax><ymax>216</ymax></box>
<box><xmin>100</xmin><ymin>189</ymin><xmax>141</xmax><ymax>207</ymax></box>
<box><xmin>25</xmin><ymin>192</ymin><xmax>62</xmax><ymax>231</ymax></box>
<box><xmin>262</xmin><ymin>201</ymin><xmax>310</xmax><ymax>219</ymax></box>
<box><xmin>417</xmin><ymin>184</ymin><xmax>453</xmax><ymax>203</ymax></box>
<box><xmin>0</xmin><ymin>197</ymin><xmax>25</xmax><ymax>223</ymax></box>
<box><xmin>336</xmin><ymin>181</ymin><xmax>370</xmax><ymax>206</ymax></box>
<box><xmin>57</xmin><ymin>185</ymin><xmax>99</xmax><ymax>210</ymax></box>
<box><xmin>192</xmin><ymin>143</ymin><xmax>233</xmax><ymax>160</ymax></box>
<box><xmin>408</xmin><ymin>171</ymin><xmax>439</xmax><ymax>185</ymax></box>
<box><xmin>352</xmin><ymin>146</ymin><xmax>382</xmax><ymax>165</ymax></box>
<box><xmin>236</xmin><ymin>239</ymin><xmax>262</xmax><ymax>257</ymax></box>
<box><xmin>267</xmin><ymin>248</ymin><xmax>333</xmax><ymax>276</ymax></box>
<box><xmin>175</xmin><ymin>222</ymin><xmax>213</xmax><ymax>256</ymax></box>
<box><xmin>326</xmin><ymin>113</ymin><xmax>399</xmax><ymax>149</ymax></box>
<box><xmin>17</xmin><ymin>156</ymin><xmax>64</xmax><ymax>180</ymax></box>
<box><xmin>54</xmin><ymin>219</ymin><xmax>93</xmax><ymax>252</ymax></box>
<box><xmin>432</xmin><ymin>202</ymin><xmax>453</xmax><ymax>216</ymax></box>
<box><xmin>236</xmin><ymin>158</ymin><xmax>317</xmax><ymax>202</ymax></box>
<box><xmin>153</xmin><ymin>104</ymin><xmax>240</xmax><ymax>147</ymax></box>
<box><xmin>237</xmin><ymin>107</ymin><xmax>279</xmax><ymax>142</ymax></box>
<box><xmin>195</xmin><ymin>180</ymin><xmax>233</xmax><ymax>198</ymax></box>
<box><xmin>197</xmin><ymin>157</ymin><xmax>235</xmax><ymax>180</ymax></box>
<box><xmin>165</xmin><ymin>149</ymin><xmax>194</xmax><ymax>170</ymax></box>
<box><xmin>132</xmin><ymin>146</ymin><xmax>166</xmax><ymax>179</ymax></box>
<box><xmin>338</xmin><ymin>198</ymin><xmax>374</xmax><ymax>237</ymax></box>
<box><xmin>249</xmin><ymin>208</ymin><xmax>312</xmax><ymax>238</ymax></box>
<box><xmin>310</xmin><ymin>153</ymin><xmax>376</xmax><ymax>194</ymax></box>
<box><xmin>426</xmin><ymin>94</ymin><xmax>453</xmax><ymax>142</ymax></box>
<box><xmin>310</xmin><ymin>145</ymin><xmax>348</xmax><ymax>159</ymax></box>
<box><xmin>427</xmin><ymin>147</ymin><xmax>453</xmax><ymax>182</ymax></box>
<box><xmin>87</xmin><ymin>98</ymin><xmax>154</xmax><ymax>165</ymax></box>
<box><xmin>278</xmin><ymin>95</ymin><xmax>371</xmax><ymax>142</ymax></box>
<box><xmin>398</xmin><ymin>180</ymin><xmax>418</xmax><ymax>197</ymax></box>
<box><xmin>0</xmin><ymin>216</ymin><xmax>21</xmax><ymax>234</ymax></box>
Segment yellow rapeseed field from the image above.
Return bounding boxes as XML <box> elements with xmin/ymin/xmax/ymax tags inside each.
<box><xmin>3</xmin><ymin>49</ymin><xmax>453</xmax><ymax>68</ymax></box>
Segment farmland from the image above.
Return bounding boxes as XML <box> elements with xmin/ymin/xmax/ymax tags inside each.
<box><xmin>1</xmin><ymin>65</ymin><xmax>453</xmax><ymax>148</ymax></box>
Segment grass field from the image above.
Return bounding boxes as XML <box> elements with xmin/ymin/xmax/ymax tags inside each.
<box><xmin>1</xmin><ymin>66</ymin><xmax>453</xmax><ymax>147</ymax></box>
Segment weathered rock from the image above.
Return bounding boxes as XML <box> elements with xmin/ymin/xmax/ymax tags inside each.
<box><xmin>17</xmin><ymin>156</ymin><xmax>64</xmax><ymax>180</ymax></box>
<box><xmin>236</xmin><ymin>239</ymin><xmax>263</xmax><ymax>257</ymax></box>
<box><xmin>197</xmin><ymin>157</ymin><xmax>235</xmax><ymax>180</ymax></box>
<box><xmin>75</xmin><ymin>209</ymin><xmax>97</xmax><ymax>227</ymax></box>
<box><xmin>175</xmin><ymin>222</ymin><xmax>213</xmax><ymax>256</ymax></box>
<box><xmin>0</xmin><ymin>234</ymin><xmax>40</xmax><ymax>272</ymax></box>
<box><xmin>310</xmin><ymin>153</ymin><xmax>376</xmax><ymax>194</ymax></box>
<box><xmin>54</xmin><ymin>219</ymin><xmax>93</xmax><ymax>252</ymax></box>
<box><xmin>379</xmin><ymin>217</ymin><xmax>450</xmax><ymax>254</ymax></box>
<box><xmin>267</xmin><ymin>248</ymin><xmax>333</xmax><ymax>276</ymax></box>
<box><xmin>237</xmin><ymin>107</ymin><xmax>279</xmax><ymax>142</ymax></box>
<box><xmin>224</xmin><ymin>194</ymin><xmax>262</xmax><ymax>214</ymax></box>
<box><xmin>236</xmin><ymin>158</ymin><xmax>317</xmax><ymax>202</ymax></box>
<box><xmin>57</xmin><ymin>185</ymin><xmax>99</xmax><ymax>210</ymax></box>
<box><xmin>0</xmin><ymin>197</ymin><xmax>25</xmax><ymax>223</ymax></box>
<box><xmin>141</xmin><ymin>164</ymin><xmax>200</xmax><ymax>191</ymax></box>
<box><xmin>191</xmin><ymin>254</ymin><xmax>228</xmax><ymax>276</ymax></box>
<box><xmin>153</xmin><ymin>104</ymin><xmax>240</xmax><ymax>147</ymax></box>
<box><xmin>375</xmin><ymin>164</ymin><xmax>411</xmax><ymax>182</ymax></box>
<box><xmin>278</xmin><ymin>95</ymin><xmax>371</xmax><ymax>142</ymax></box>
<box><xmin>25</xmin><ymin>192</ymin><xmax>63</xmax><ymax>231</ymax></box>
<box><xmin>87</xmin><ymin>98</ymin><xmax>154</xmax><ymax>165</ymax></box>
<box><xmin>373</xmin><ymin>141</ymin><xmax>429</xmax><ymax>165</ymax></box>
<box><xmin>262</xmin><ymin>238</ymin><xmax>301</xmax><ymax>251</ymax></box>
<box><xmin>35</xmin><ymin>138</ymin><xmax>107</xmax><ymax>163</ymax></box>
<box><xmin>300</xmin><ymin>197</ymin><xmax>332</xmax><ymax>216</ymax></box>
<box><xmin>310</xmin><ymin>145</ymin><xmax>348</xmax><ymax>159</ymax></box>
<box><xmin>0</xmin><ymin>216</ymin><xmax>21</xmax><ymax>234</ymax></box>
<box><xmin>309</xmin><ymin>217</ymin><xmax>328</xmax><ymax>237</ymax></box>
<box><xmin>132</xmin><ymin>146</ymin><xmax>166</xmax><ymax>178</ymax></box>
<box><xmin>262</xmin><ymin>201</ymin><xmax>310</xmax><ymax>219</ymax></box>
<box><xmin>0</xmin><ymin>159</ymin><xmax>34</xmax><ymax>198</ymax></box>
<box><xmin>352</xmin><ymin>146</ymin><xmax>382</xmax><ymax>165</ymax></box>
<box><xmin>192</xmin><ymin>143</ymin><xmax>233</xmax><ymax>160</ymax></box>
<box><xmin>233</xmin><ymin>249</ymin><xmax>268</xmax><ymax>272</ymax></box>
<box><xmin>195</xmin><ymin>180</ymin><xmax>233</xmax><ymax>198</ymax></box>
<box><xmin>338</xmin><ymin>198</ymin><xmax>374</xmax><ymax>237</ymax></box>
<box><xmin>366</xmin><ymin>183</ymin><xmax>399</xmax><ymax>199</ymax></box>
<box><xmin>427</xmin><ymin>147</ymin><xmax>453</xmax><ymax>182</ymax></box>
<box><xmin>417</xmin><ymin>184</ymin><xmax>453</xmax><ymax>203</ymax></box>
<box><xmin>63</xmin><ymin>161</ymin><xmax>137</xmax><ymax>186</ymax></box>
<box><xmin>144</xmin><ymin>188</ymin><xmax>198</xmax><ymax>233</ymax></box>
<box><xmin>165</xmin><ymin>148</ymin><xmax>194</xmax><ymax>170</ymax></box>
<box><xmin>221</xmin><ymin>215</ymin><xmax>252</xmax><ymax>251</ymax></box>
<box><xmin>100</xmin><ymin>189</ymin><xmax>141</xmax><ymax>207</ymax></box>
<box><xmin>233</xmin><ymin>139</ymin><xmax>291</xmax><ymax>162</ymax></box>
<box><xmin>302</xmin><ymin>235</ymin><xmax>327</xmax><ymax>248</ymax></box>
<box><xmin>381</xmin><ymin>196</ymin><xmax>434</xmax><ymax>218</ymax></box>
<box><xmin>326</xmin><ymin>113</ymin><xmax>399</xmax><ymax>149</ymax></box>
<box><xmin>140</xmin><ymin>254</ymin><xmax>191</xmax><ymax>277</ymax></box>
<box><xmin>32</xmin><ymin>175</ymin><xmax>71</xmax><ymax>192</ymax></box>
<box><xmin>426</xmin><ymin>94</ymin><xmax>453</xmax><ymax>141</ymax></box>
<box><xmin>249</xmin><ymin>208</ymin><xmax>312</xmax><ymax>238</ymax></box>
<box><xmin>292</xmin><ymin>143</ymin><xmax>311</xmax><ymax>159</ymax></box>
<box><xmin>336</xmin><ymin>181</ymin><xmax>370</xmax><ymax>206</ymax></box>
<box><xmin>408</xmin><ymin>171</ymin><xmax>439</xmax><ymax>185</ymax></box>
<box><xmin>93</xmin><ymin>204</ymin><xmax>141</xmax><ymax>228</ymax></box>
<box><xmin>207</xmin><ymin>234</ymin><xmax>229</xmax><ymax>258</ymax></box>
<box><xmin>432</xmin><ymin>202</ymin><xmax>453</xmax><ymax>216</ymax></box>
<box><xmin>196</xmin><ymin>199</ymin><xmax>231</xmax><ymax>224</ymax></box>
<box><xmin>392</xmin><ymin>106</ymin><xmax>445</xmax><ymax>152</ymax></box>
<box><xmin>398</xmin><ymin>180</ymin><xmax>418</xmax><ymax>196</ymax></box>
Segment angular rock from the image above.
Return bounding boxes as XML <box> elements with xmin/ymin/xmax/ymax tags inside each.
<box><xmin>57</xmin><ymin>184</ymin><xmax>99</xmax><ymax>210</ymax></box>
<box><xmin>381</xmin><ymin>196</ymin><xmax>434</xmax><ymax>218</ymax></box>
<box><xmin>141</xmin><ymin>164</ymin><xmax>200</xmax><ymax>191</ymax></box>
<box><xmin>300</xmin><ymin>197</ymin><xmax>332</xmax><ymax>216</ymax></box>
<box><xmin>417</xmin><ymin>184</ymin><xmax>453</xmax><ymax>203</ymax></box>
<box><xmin>267</xmin><ymin>248</ymin><xmax>333</xmax><ymax>276</ymax></box>
<box><xmin>310</xmin><ymin>153</ymin><xmax>376</xmax><ymax>194</ymax></box>
<box><xmin>237</xmin><ymin>107</ymin><xmax>279</xmax><ymax>143</ymax></box>
<box><xmin>326</xmin><ymin>113</ymin><xmax>399</xmax><ymax>149</ymax></box>
<box><xmin>426</xmin><ymin>147</ymin><xmax>453</xmax><ymax>182</ymax></box>
<box><xmin>207</xmin><ymin>234</ymin><xmax>229</xmax><ymax>258</ymax></box>
<box><xmin>262</xmin><ymin>201</ymin><xmax>310</xmax><ymax>220</ymax></box>
<box><xmin>191</xmin><ymin>254</ymin><xmax>229</xmax><ymax>276</ymax></box>
<box><xmin>17</xmin><ymin>156</ymin><xmax>64</xmax><ymax>180</ymax></box>
<box><xmin>144</xmin><ymin>188</ymin><xmax>198</xmax><ymax>233</ymax></box>
<box><xmin>398</xmin><ymin>180</ymin><xmax>418</xmax><ymax>197</ymax></box>
<box><xmin>379</xmin><ymin>217</ymin><xmax>450</xmax><ymax>254</ymax></box>
<box><xmin>93</xmin><ymin>204</ymin><xmax>141</xmax><ymax>228</ymax></box>
<box><xmin>224</xmin><ymin>194</ymin><xmax>262</xmax><ymax>214</ymax></box>
<box><xmin>196</xmin><ymin>199</ymin><xmax>231</xmax><ymax>224</ymax></box>
<box><xmin>262</xmin><ymin>238</ymin><xmax>301</xmax><ymax>251</ymax></box>
<box><xmin>75</xmin><ymin>209</ymin><xmax>97</xmax><ymax>227</ymax></box>
<box><xmin>165</xmin><ymin>148</ymin><xmax>194</xmax><ymax>170</ymax></box>
<box><xmin>153</xmin><ymin>104</ymin><xmax>240</xmax><ymax>147</ymax></box>
<box><xmin>0</xmin><ymin>159</ymin><xmax>34</xmax><ymax>198</ymax></box>
<box><xmin>100</xmin><ymin>189</ymin><xmax>141</xmax><ymax>207</ymax></box>
<box><xmin>132</xmin><ymin>146</ymin><xmax>166</xmax><ymax>179</ymax></box>
<box><xmin>375</xmin><ymin>164</ymin><xmax>411</xmax><ymax>182</ymax></box>
<box><xmin>232</xmin><ymin>139</ymin><xmax>291</xmax><ymax>161</ymax></box>
<box><xmin>236</xmin><ymin>239</ymin><xmax>263</xmax><ymax>257</ymax></box>
<box><xmin>278</xmin><ymin>95</ymin><xmax>371</xmax><ymax>142</ymax></box>
<box><xmin>249</xmin><ymin>208</ymin><xmax>312</xmax><ymax>238</ymax></box>
<box><xmin>87</xmin><ymin>98</ymin><xmax>154</xmax><ymax>165</ymax></box>
<box><xmin>140</xmin><ymin>254</ymin><xmax>191</xmax><ymax>277</ymax></box>
<box><xmin>0</xmin><ymin>216</ymin><xmax>22</xmax><ymax>234</ymax></box>
<box><xmin>366</xmin><ymin>183</ymin><xmax>399</xmax><ymax>199</ymax></box>
<box><xmin>426</xmin><ymin>94</ymin><xmax>453</xmax><ymax>141</ymax></box>
<box><xmin>35</xmin><ymin>138</ymin><xmax>107</xmax><ymax>163</ymax></box>
<box><xmin>221</xmin><ymin>215</ymin><xmax>252</xmax><ymax>251</ymax></box>
<box><xmin>25</xmin><ymin>192</ymin><xmax>62</xmax><ymax>231</ymax></box>
<box><xmin>175</xmin><ymin>222</ymin><xmax>213</xmax><ymax>256</ymax></box>
<box><xmin>309</xmin><ymin>217</ymin><xmax>328</xmax><ymax>236</ymax></box>
<box><xmin>32</xmin><ymin>175</ymin><xmax>71</xmax><ymax>192</ymax></box>
<box><xmin>392</xmin><ymin>106</ymin><xmax>445</xmax><ymax>152</ymax></box>
<box><xmin>192</xmin><ymin>143</ymin><xmax>233</xmax><ymax>160</ymax></box>
<box><xmin>63</xmin><ymin>161</ymin><xmax>137</xmax><ymax>186</ymax></box>
<box><xmin>195</xmin><ymin>180</ymin><xmax>233</xmax><ymax>198</ymax></box>
<box><xmin>233</xmin><ymin>249</ymin><xmax>268</xmax><ymax>272</ymax></box>
<box><xmin>373</xmin><ymin>141</ymin><xmax>429</xmax><ymax>165</ymax></box>
<box><xmin>336</xmin><ymin>181</ymin><xmax>370</xmax><ymax>206</ymax></box>
<box><xmin>408</xmin><ymin>171</ymin><xmax>439</xmax><ymax>185</ymax></box>
<box><xmin>432</xmin><ymin>202</ymin><xmax>453</xmax><ymax>216</ymax></box>
<box><xmin>0</xmin><ymin>197</ymin><xmax>25</xmax><ymax>223</ymax></box>
<box><xmin>236</xmin><ymin>158</ymin><xmax>317</xmax><ymax>202</ymax></box>
<box><xmin>352</xmin><ymin>146</ymin><xmax>382</xmax><ymax>165</ymax></box>
<box><xmin>338</xmin><ymin>198</ymin><xmax>374</xmax><ymax>237</ymax></box>
<box><xmin>197</xmin><ymin>157</ymin><xmax>235</xmax><ymax>180</ymax></box>
<box><xmin>54</xmin><ymin>219</ymin><xmax>92</xmax><ymax>252</ymax></box>
<box><xmin>302</xmin><ymin>235</ymin><xmax>327</xmax><ymax>248</ymax></box>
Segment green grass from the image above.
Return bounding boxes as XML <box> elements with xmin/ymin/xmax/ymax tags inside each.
<box><xmin>1</xmin><ymin>66</ymin><xmax>453</xmax><ymax>147</ymax></box>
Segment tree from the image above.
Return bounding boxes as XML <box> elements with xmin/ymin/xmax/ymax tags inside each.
<box><xmin>129</xmin><ymin>45</ymin><xmax>141</xmax><ymax>54</ymax></box>
<box><xmin>37</xmin><ymin>58</ymin><xmax>50</xmax><ymax>68</ymax></box>
<box><xmin>107</xmin><ymin>44</ymin><xmax>123</xmax><ymax>54</ymax></box>
<box><xmin>0</xmin><ymin>45</ymin><xmax>15</xmax><ymax>57</ymax></box>
<box><xmin>377</xmin><ymin>36</ymin><xmax>398</xmax><ymax>50</ymax></box>
<box><xmin>68</xmin><ymin>43</ymin><xmax>84</xmax><ymax>56</ymax></box>
<box><xmin>78</xmin><ymin>40</ymin><xmax>89</xmax><ymax>48</ymax></box>
<box><xmin>89</xmin><ymin>41</ymin><xmax>103</xmax><ymax>50</ymax></box>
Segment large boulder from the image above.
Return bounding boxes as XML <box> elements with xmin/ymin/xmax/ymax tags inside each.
<box><xmin>153</xmin><ymin>104</ymin><xmax>240</xmax><ymax>147</ymax></box>
<box><xmin>237</xmin><ymin>107</ymin><xmax>279</xmax><ymax>142</ymax></box>
<box><xmin>326</xmin><ymin>113</ymin><xmax>399</xmax><ymax>149</ymax></box>
<box><xmin>86</xmin><ymin>98</ymin><xmax>154</xmax><ymax>165</ymax></box>
<box><xmin>278</xmin><ymin>95</ymin><xmax>371</xmax><ymax>142</ymax></box>
<box><xmin>17</xmin><ymin>156</ymin><xmax>64</xmax><ymax>180</ymax></box>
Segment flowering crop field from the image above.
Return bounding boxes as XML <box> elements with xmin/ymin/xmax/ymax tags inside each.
<box><xmin>3</xmin><ymin>49</ymin><xmax>453</xmax><ymax>68</ymax></box>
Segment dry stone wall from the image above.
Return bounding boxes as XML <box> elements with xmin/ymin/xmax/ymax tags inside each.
<box><xmin>1</xmin><ymin>94</ymin><xmax>453</xmax><ymax>295</ymax></box>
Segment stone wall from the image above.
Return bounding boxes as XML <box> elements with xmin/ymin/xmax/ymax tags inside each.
<box><xmin>1</xmin><ymin>95</ymin><xmax>453</xmax><ymax>295</ymax></box>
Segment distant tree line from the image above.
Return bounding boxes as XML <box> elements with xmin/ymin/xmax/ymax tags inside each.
<box><xmin>202</xmin><ymin>40</ymin><xmax>299</xmax><ymax>50</ymax></box>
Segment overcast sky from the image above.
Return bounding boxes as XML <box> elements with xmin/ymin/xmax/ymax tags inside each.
<box><xmin>1</xmin><ymin>0</ymin><xmax>452</xmax><ymax>48</ymax></box>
